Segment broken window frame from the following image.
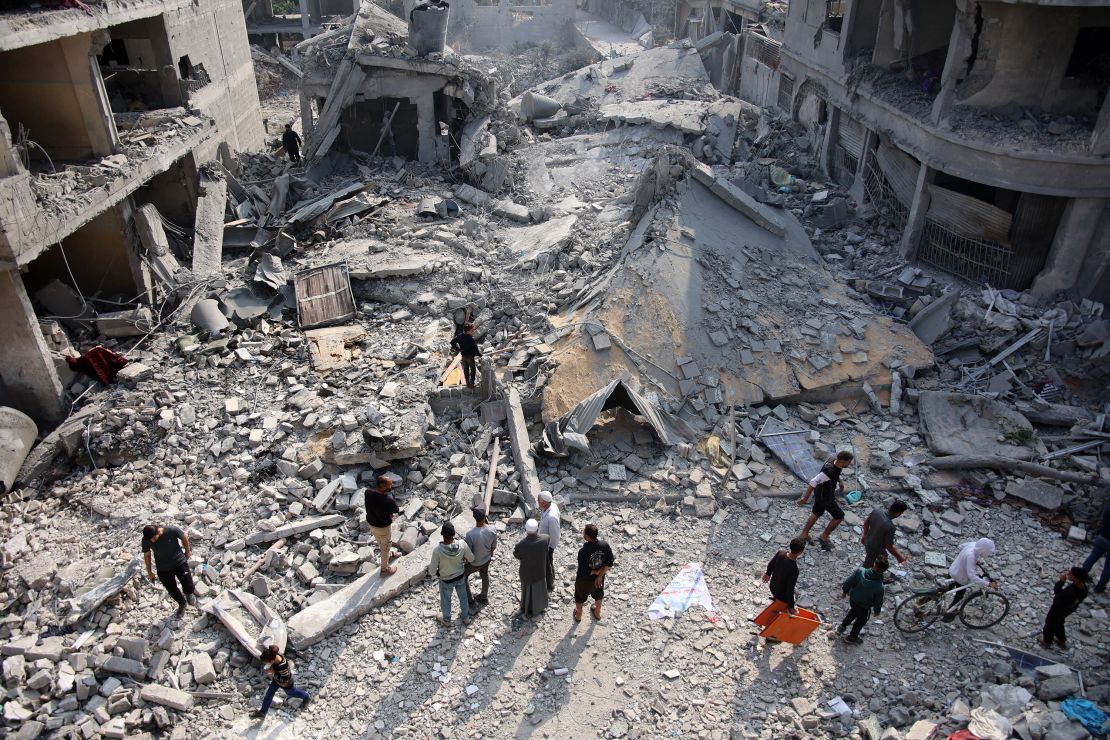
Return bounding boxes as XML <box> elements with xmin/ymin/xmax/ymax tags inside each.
<box><xmin>825</xmin><ymin>0</ymin><xmax>845</xmax><ymax>33</ymax></box>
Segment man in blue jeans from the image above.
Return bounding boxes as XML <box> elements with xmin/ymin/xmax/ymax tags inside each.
<box><xmin>1082</xmin><ymin>501</ymin><xmax>1110</xmax><ymax>594</ymax></box>
<box><xmin>428</xmin><ymin>523</ymin><xmax>475</xmax><ymax>626</ymax></box>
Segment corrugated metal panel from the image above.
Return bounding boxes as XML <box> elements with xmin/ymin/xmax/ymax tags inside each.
<box><xmin>743</xmin><ymin>29</ymin><xmax>781</xmax><ymax>70</ymax></box>
<box><xmin>875</xmin><ymin>142</ymin><xmax>917</xmax><ymax>206</ymax></box>
<box><xmin>837</xmin><ymin>113</ymin><xmax>865</xmax><ymax>157</ymax></box>
<box><xmin>926</xmin><ymin>185</ymin><xmax>1013</xmax><ymax>246</ymax></box>
<box><xmin>294</xmin><ymin>263</ymin><xmax>356</xmax><ymax>329</ymax></box>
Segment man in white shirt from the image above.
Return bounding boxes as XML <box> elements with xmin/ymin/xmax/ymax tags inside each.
<box><xmin>538</xmin><ymin>491</ymin><xmax>561</xmax><ymax>593</ymax></box>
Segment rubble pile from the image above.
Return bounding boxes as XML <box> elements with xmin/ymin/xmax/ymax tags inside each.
<box><xmin>1</xmin><ymin>6</ymin><xmax>1107</xmax><ymax>739</ymax></box>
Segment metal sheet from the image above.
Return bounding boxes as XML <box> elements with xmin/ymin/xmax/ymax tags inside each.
<box><xmin>552</xmin><ymin>376</ymin><xmax>698</xmax><ymax>450</ymax></box>
<box><xmin>837</xmin><ymin>113</ymin><xmax>866</xmax><ymax>157</ymax></box>
<box><xmin>926</xmin><ymin>184</ymin><xmax>1013</xmax><ymax>246</ymax></box>
<box><xmin>757</xmin><ymin>417</ymin><xmax>822</xmax><ymax>483</ymax></box>
<box><xmin>294</xmin><ymin>263</ymin><xmax>356</xmax><ymax>329</ymax></box>
<box><xmin>875</xmin><ymin>142</ymin><xmax>918</xmax><ymax>207</ymax></box>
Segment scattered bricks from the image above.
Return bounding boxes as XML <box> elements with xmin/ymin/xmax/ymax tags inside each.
<box><xmin>140</xmin><ymin>683</ymin><xmax>194</xmax><ymax>711</ymax></box>
<box><xmin>24</xmin><ymin>636</ymin><xmax>64</xmax><ymax>662</ymax></box>
<box><xmin>328</xmin><ymin>551</ymin><xmax>361</xmax><ymax>573</ymax></box>
<box><xmin>1037</xmin><ymin>673</ymin><xmax>1080</xmax><ymax>701</ymax></box>
<box><xmin>251</xmin><ymin>575</ymin><xmax>271</xmax><ymax>597</ymax></box>
<box><xmin>26</xmin><ymin>667</ymin><xmax>52</xmax><ymax>690</ymax></box>
<box><xmin>99</xmin><ymin>676</ymin><xmax>123</xmax><ymax>697</ymax></box>
<box><xmin>147</xmin><ymin>650</ymin><xmax>170</xmax><ymax>680</ymax></box>
<box><xmin>100</xmin><ymin>655</ymin><xmax>148</xmax><ymax>680</ymax></box>
<box><xmin>3</xmin><ymin>701</ymin><xmax>32</xmax><ymax>721</ymax></box>
<box><xmin>298</xmin><ymin>458</ymin><xmax>324</xmax><ymax>479</ymax></box>
<box><xmin>296</xmin><ymin>561</ymin><xmax>320</xmax><ymax>584</ymax></box>
<box><xmin>2</xmin><ymin>654</ymin><xmax>26</xmax><ymax>686</ymax></box>
<box><xmin>116</xmin><ymin>636</ymin><xmax>148</xmax><ymax>662</ymax></box>
<box><xmin>191</xmin><ymin>652</ymin><xmax>217</xmax><ymax>684</ymax></box>
<box><xmin>12</xmin><ymin>720</ymin><xmax>44</xmax><ymax>740</ymax></box>
<box><xmin>101</xmin><ymin>717</ymin><xmax>127</xmax><ymax>739</ymax></box>
<box><xmin>224</xmin><ymin>398</ymin><xmax>242</xmax><ymax>416</ymax></box>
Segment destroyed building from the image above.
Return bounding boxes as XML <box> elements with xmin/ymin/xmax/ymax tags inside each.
<box><xmin>243</xmin><ymin>0</ymin><xmax>359</xmax><ymax>46</ymax></box>
<box><xmin>773</xmin><ymin>0</ymin><xmax>1110</xmax><ymax>301</ymax></box>
<box><xmin>0</xmin><ymin>0</ymin><xmax>263</xmax><ymax>424</ymax></box>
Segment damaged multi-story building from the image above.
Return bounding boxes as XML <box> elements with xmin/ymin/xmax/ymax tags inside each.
<box><xmin>0</xmin><ymin>0</ymin><xmax>263</xmax><ymax>425</ymax></box>
<box><xmin>690</xmin><ymin>0</ymin><xmax>1110</xmax><ymax>304</ymax></box>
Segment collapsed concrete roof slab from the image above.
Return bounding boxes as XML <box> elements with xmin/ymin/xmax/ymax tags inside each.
<box><xmin>918</xmin><ymin>391</ymin><xmax>1040</xmax><ymax>461</ymax></box>
<box><xmin>542</xmin><ymin>174</ymin><xmax>933</xmax><ymax>422</ymax></box>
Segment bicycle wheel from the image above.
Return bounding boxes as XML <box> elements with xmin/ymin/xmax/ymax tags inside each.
<box><xmin>894</xmin><ymin>593</ymin><xmax>943</xmax><ymax>634</ymax></box>
<box><xmin>959</xmin><ymin>590</ymin><xmax>1010</xmax><ymax>629</ymax></box>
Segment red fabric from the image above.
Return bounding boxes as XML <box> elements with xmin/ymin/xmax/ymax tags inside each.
<box><xmin>947</xmin><ymin>732</ymin><xmax>980</xmax><ymax>740</ymax></box>
<box><xmin>66</xmin><ymin>346</ymin><xmax>129</xmax><ymax>384</ymax></box>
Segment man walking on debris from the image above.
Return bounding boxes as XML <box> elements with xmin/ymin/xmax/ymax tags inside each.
<box><xmin>797</xmin><ymin>450</ymin><xmax>853</xmax><ymax>551</ymax></box>
<box><xmin>573</xmin><ymin>523</ymin><xmax>614</xmax><ymax>623</ymax></box>
<box><xmin>538</xmin><ymin>491</ymin><xmax>561</xmax><ymax>593</ymax></box>
<box><xmin>142</xmin><ymin>523</ymin><xmax>195</xmax><ymax>617</ymax></box>
<box><xmin>762</xmin><ymin>537</ymin><xmax>806</xmax><ymax>616</ymax></box>
<box><xmin>282</xmin><ymin>123</ymin><xmax>302</xmax><ymax>163</ymax></box>
<box><xmin>1039</xmin><ymin>566</ymin><xmax>1089</xmax><ymax>649</ymax></box>
<box><xmin>861</xmin><ymin>500</ymin><xmax>909</xmax><ymax>569</ymax></box>
<box><xmin>464</xmin><ymin>508</ymin><xmax>497</xmax><ymax>609</ymax></box>
<box><xmin>514</xmin><ymin>518</ymin><xmax>550</xmax><ymax>619</ymax></box>
<box><xmin>837</xmin><ymin>557</ymin><xmax>888</xmax><ymax>644</ymax></box>
<box><xmin>1081</xmin><ymin>500</ymin><xmax>1109</xmax><ymax>594</ymax></box>
<box><xmin>428</xmin><ymin>523</ymin><xmax>475</xmax><ymax>626</ymax></box>
<box><xmin>450</xmin><ymin>322</ymin><xmax>482</xmax><ymax>389</ymax></box>
<box><xmin>365</xmin><ymin>475</ymin><xmax>400</xmax><ymax>577</ymax></box>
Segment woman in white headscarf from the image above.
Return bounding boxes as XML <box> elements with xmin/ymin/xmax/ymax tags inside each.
<box><xmin>944</xmin><ymin>538</ymin><xmax>996</xmax><ymax>619</ymax></box>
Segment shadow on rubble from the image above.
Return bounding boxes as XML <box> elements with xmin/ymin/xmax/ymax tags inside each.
<box><xmin>513</xmin><ymin>618</ymin><xmax>596</xmax><ymax>738</ymax></box>
<box><xmin>370</xmin><ymin>617</ymin><xmax>466</xmax><ymax>735</ymax></box>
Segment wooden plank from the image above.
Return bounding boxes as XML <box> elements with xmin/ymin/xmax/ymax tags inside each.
<box><xmin>438</xmin><ymin>353</ymin><xmax>462</xmax><ymax>385</ymax></box>
<box><xmin>483</xmin><ymin>438</ymin><xmax>501</xmax><ymax>515</ymax></box>
<box><xmin>294</xmin><ymin>263</ymin><xmax>355</xmax><ymax>329</ymax></box>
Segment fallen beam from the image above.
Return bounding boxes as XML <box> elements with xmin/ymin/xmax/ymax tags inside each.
<box><xmin>690</xmin><ymin>161</ymin><xmax>785</xmax><ymax>237</ymax></box>
<box><xmin>134</xmin><ymin>204</ymin><xmax>186</xmax><ymax>289</ymax></box>
<box><xmin>192</xmin><ymin>176</ymin><xmax>229</xmax><ymax>276</ymax></box>
<box><xmin>245</xmin><ymin>514</ymin><xmax>346</xmax><ymax>546</ymax></box>
<box><xmin>925</xmin><ymin>456</ymin><xmax>1098</xmax><ymax>485</ymax></box>
<box><xmin>483</xmin><ymin>437</ymin><xmax>501</xmax><ymax>515</ymax></box>
<box><xmin>505</xmin><ymin>387</ymin><xmax>542</xmax><ymax>517</ymax></box>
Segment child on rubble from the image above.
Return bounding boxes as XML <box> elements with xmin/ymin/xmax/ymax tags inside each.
<box><xmin>837</xmin><ymin>557</ymin><xmax>888</xmax><ymax>644</ymax></box>
<box><xmin>1039</xmin><ymin>567</ymin><xmax>1089</xmax><ymax>650</ymax></box>
<box><xmin>252</xmin><ymin>645</ymin><xmax>311</xmax><ymax>719</ymax></box>
<box><xmin>762</xmin><ymin>537</ymin><xmax>806</xmax><ymax>617</ymax></box>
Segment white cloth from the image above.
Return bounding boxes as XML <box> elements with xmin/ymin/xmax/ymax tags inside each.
<box><xmin>538</xmin><ymin>503</ymin><xmax>561</xmax><ymax>550</ymax></box>
<box><xmin>809</xmin><ymin>471</ymin><xmax>831</xmax><ymax>487</ymax></box>
<box><xmin>648</xmin><ymin>562</ymin><xmax>715</xmax><ymax>620</ymax></box>
<box><xmin>949</xmin><ymin>538</ymin><xmax>995</xmax><ymax>586</ymax></box>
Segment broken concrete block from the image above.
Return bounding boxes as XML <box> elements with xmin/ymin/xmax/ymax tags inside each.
<box><xmin>1005</xmin><ymin>478</ymin><xmax>1063</xmax><ymax>511</ymax></box>
<box><xmin>140</xmin><ymin>683</ymin><xmax>194</xmax><ymax>711</ymax></box>
<box><xmin>115</xmin><ymin>637</ymin><xmax>148</xmax><ymax>661</ymax></box>
<box><xmin>296</xmin><ymin>561</ymin><xmax>320</xmax><ymax>584</ymax></box>
<box><xmin>398</xmin><ymin>526</ymin><xmax>420</xmax><ymax>554</ymax></box>
<box><xmin>244</xmin><ymin>514</ymin><xmax>346</xmax><ymax>546</ymax></box>
<box><xmin>191</xmin><ymin>652</ymin><xmax>216</xmax><ymax>684</ymax></box>
<box><xmin>1037</xmin><ymin>673</ymin><xmax>1079</xmax><ymax>700</ymax></box>
<box><xmin>100</xmin><ymin>655</ymin><xmax>147</xmax><ymax>679</ymax></box>
<box><xmin>115</xmin><ymin>363</ymin><xmax>153</xmax><ymax>384</ymax></box>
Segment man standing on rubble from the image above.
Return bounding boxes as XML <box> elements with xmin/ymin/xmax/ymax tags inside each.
<box><xmin>861</xmin><ymin>500</ymin><xmax>909</xmax><ymax>568</ymax></box>
<box><xmin>450</xmin><ymin>322</ymin><xmax>482</xmax><ymax>389</ymax></box>
<box><xmin>797</xmin><ymin>451</ymin><xmax>853</xmax><ymax>551</ymax></box>
<box><xmin>464</xmin><ymin>508</ymin><xmax>497</xmax><ymax>608</ymax></box>
<box><xmin>365</xmin><ymin>475</ymin><xmax>400</xmax><ymax>577</ymax></box>
<box><xmin>1081</xmin><ymin>500</ymin><xmax>1109</xmax><ymax>594</ymax></box>
<box><xmin>514</xmin><ymin>519</ymin><xmax>550</xmax><ymax>619</ymax></box>
<box><xmin>141</xmin><ymin>523</ymin><xmax>195</xmax><ymax>618</ymax></box>
<box><xmin>537</xmin><ymin>491</ymin><xmax>561</xmax><ymax>593</ymax></box>
<box><xmin>282</xmin><ymin>123</ymin><xmax>302</xmax><ymax>164</ymax></box>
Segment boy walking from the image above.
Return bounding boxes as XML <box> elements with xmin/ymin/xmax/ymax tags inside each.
<box><xmin>762</xmin><ymin>538</ymin><xmax>806</xmax><ymax>616</ymax></box>
<box><xmin>838</xmin><ymin>558</ymin><xmax>888</xmax><ymax>644</ymax></box>
<box><xmin>797</xmin><ymin>451</ymin><xmax>853</xmax><ymax>551</ymax></box>
<box><xmin>1039</xmin><ymin>567</ymin><xmax>1089</xmax><ymax>650</ymax></box>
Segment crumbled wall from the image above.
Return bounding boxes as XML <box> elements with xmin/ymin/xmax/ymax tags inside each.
<box><xmin>449</xmin><ymin>0</ymin><xmax>576</xmax><ymax>51</ymax></box>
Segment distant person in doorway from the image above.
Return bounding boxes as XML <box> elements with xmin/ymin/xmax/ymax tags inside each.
<box><xmin>797</xmin><ymin>451</ymin><xmax>853</xmax><ymax>551</ymax></box>
<box><xmin>450</xmin><ymin>322</ymin><xmax>481</xmax><ymax>389</ymax></box>
<box><xmin>282</xmin><ymin>124</ymin><xmax>302</xmax><ymax>163</ymax></box>
<box><xmin>141</xmin><ymin>523</ymin><xmax>195</xmax><ymax>618</ymax></box>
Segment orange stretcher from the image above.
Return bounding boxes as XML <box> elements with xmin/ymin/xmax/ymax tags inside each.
<box><xmin>753</xmin><ymin>600</ymin><xmax>822</xmax><ymax>644</ymax></box>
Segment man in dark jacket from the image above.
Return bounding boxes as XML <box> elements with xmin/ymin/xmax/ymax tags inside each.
<box><xmin>450</xmin><ymin>323</ymin><xmax>481</xmax><ymax>389</ymax></box>
<box><xmin>838</xmin><ymin>558</ymin><xmax>888</xmax><ymax>644</ymax></box>
<box><xmin>1039</xmin><ymin>567</ymin><xmax>1089</xmax><ymax>649</ymax></box>
<box><xmin>762</xmin><ymin>537</ymin><xmax>806</xmax><ymax>615</ymax></box>
<box><xmin>282</xmin><ymin>124</ymin><xmax>302</xmax><ymax>163</ymax></box>
<box><xmin>1081</xmin><ymin>501</ymin><xmax>1109</xmax><ymax>594</ymax></box>
<box><xmin>513</xmin><ymin>519</ymin><xmax>550</xmax><ymax>619</ymax></box>
<box><xmin>797</xmin><ymin>451</ymin><xmax>853</xmax><ymax>551</ymax></box>
<box><xmin>365</xmin><ymin>476</ymin><xmax>400</xmax><ymax>577</ymax></box>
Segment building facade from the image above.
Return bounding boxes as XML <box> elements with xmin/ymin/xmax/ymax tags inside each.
<box><xmin>0</xmin><ymin>0</ymin><xmax>263</xmax><ymax>424</ymax></box>
<box><xmin>777</xmin><ymin>0</ymin><xmax>1110</xmax><ymax>302</ymax></box>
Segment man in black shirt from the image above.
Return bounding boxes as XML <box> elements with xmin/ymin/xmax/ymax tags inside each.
<box><xmin>141</xmin><ymin>524</ymin><xmax>194</xmax><ymax>617</ymax></box>
<box><xmin>282</xmin><ymin>124</ymin><xmax>302</xmax><ymax>163</ymax></box>
<box><xmin>365</xmin><ymin>476</ymin><xmax>401</xmax><ymax>577</ymax></box>
<box><xmin>573</xmin><ymin>524</ymin><xmax>615</xmax><ymax>622</ymax></box>
<box><xmin>1081</xmin><ymin>501</ymin><xmax>1109</xmax><ymax>593</ymax></box>
<box><xmin>797</xmin><ymin>451</ymin><xmax>853</xmax><ymax>551</ymax></box>
<box><xmin>450</xmin><ymin>323</ymin><xmax>481</xmax><ymax>389</ymax></box>
<box><xmin>762</xmin><ymin>537</ymin><xmax>806</xmax><ymax>615</ymax></box>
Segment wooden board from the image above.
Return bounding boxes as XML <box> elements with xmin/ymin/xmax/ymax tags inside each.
<box><xmin>295</xmin><ymin>263</ymin><xmax>356</xmax><ymax>329</ymax></box>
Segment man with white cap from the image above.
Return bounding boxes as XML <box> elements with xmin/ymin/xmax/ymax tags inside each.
<box><xmin>537</xmin><ymin>491</ymin><xmax>561</xmax><ymax>593</ymax></box>
<box><xmin>513</xmin><ymin>518</ymin><xmax>550</xmax><ymax>619</ymax></box>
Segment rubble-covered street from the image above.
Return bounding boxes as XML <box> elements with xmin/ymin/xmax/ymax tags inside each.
<box><xmin>1</xmin><ymin>0</ymin><xmax>1109</xmax><ymax>739</ymax></box>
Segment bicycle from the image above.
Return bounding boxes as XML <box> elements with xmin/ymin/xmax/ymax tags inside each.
<box><xmin>894</xmin><ymin>579</ymin><xmax>1010</xmax><ymax>634</ymax></box>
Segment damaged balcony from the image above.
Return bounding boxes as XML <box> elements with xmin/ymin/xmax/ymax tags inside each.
<box><xmin>0</xmin><ymin>110</ymin><xmax>214</xmax><ymax>267</ymax></box>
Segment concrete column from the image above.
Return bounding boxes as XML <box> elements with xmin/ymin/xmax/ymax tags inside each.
<box><xmin>0</xmin><ymin>269</ymin><xmax>65</xmax><ymax>425</ymax></box>
<box><xmin>60</xmin><ymin>34</ymin><xmax>115</xmax><ymax>156</ymax></box>
<box><xmin>299</xmin><ymin>0</ymin><xmax>311</xmax><ymax>30</ymax></box>
<box><xmin>1029</xmin><ymin>198</ymin><xmax>1103</xmax><ymax>298</ymax></box>
<box><xmin>819</xmin><ymin>105</ymin><xmax>840</xmax><ymax>177</ymax></box>
<box><xmin>415</xmin><ymin>94</ymin><xmax>437</xmax><ymax>164</ymax></box>
<box><xmin>299</xmin><ymin>91</ymin><xmax>314</xmax><ymax>141</ymax></box>
<box><xmin>1091</xmin><ymin>95</ymin><xmax>1110</xmax><ymax>157</ymax></box>
<box><xmin>930</xmin><ymin>0</ymin><xmax>973</xmax><ymax>126</ymax></box>
<box><xmin>899</xmin><ymin>164</ymin><xmax>934</xmax><ymax>259</ymax></box>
